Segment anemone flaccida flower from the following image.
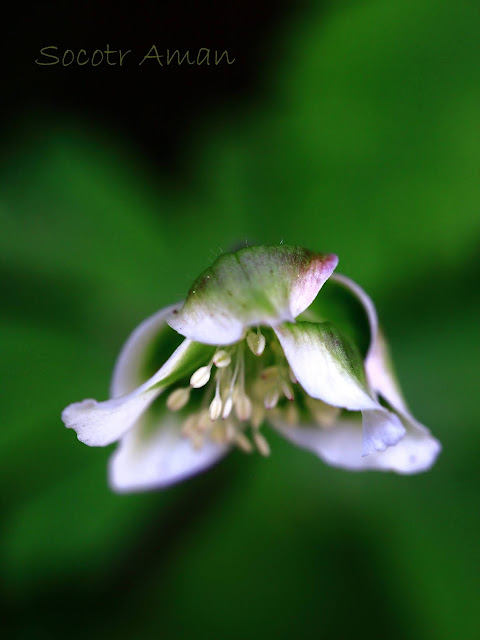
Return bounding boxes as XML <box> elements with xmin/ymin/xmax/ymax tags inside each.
<box><xmin>62</xmin><ymin>245</ymin><xmax>440</xmax><ymax>491</ymax></box>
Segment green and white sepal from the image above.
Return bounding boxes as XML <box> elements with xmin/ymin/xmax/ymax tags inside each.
<box><xmin>167</xmin><ymin>245</ymin><xmax>338</xmax><ymax>345</ymax></box>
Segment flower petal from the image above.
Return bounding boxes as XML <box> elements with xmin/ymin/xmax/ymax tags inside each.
<box><xmin>274</xmin><ymin>321</ymin><xmax>406</xmax><ymax>453</ymax></box>
<box><xmin>271</xmin><ymin>416</ymin><xmax>441</xmax><ymax>474</ymax></box>
<box><xmin>361</xmin><ymin>408</ymin><xmax>405</xmax><ymax>455</ymax></box>
<box><xmin>62</xmin><ymin>336</ymin><xmax>215</xmax><ymax>447</ymax></box>
<box><xmin>109</xmin><ymin>413</ymin><xmax>229</xmax><ymax>492</ymax></box>
<box><xmin>364</xmin><ymin>324</ymin><xmax>442</xmax><ymax>457</ymax></box>
<box><xmin>329</xmin><ymin>274</ymin><xmax>440</xmax><ymax>457</ymax></box>
<box><xmin>329</xmin><ymin>274</ymin><xmax>407</xmax><ymax>411</ymax></box>
<box><xmin>167</xmin><ymin>245</ymin><xmax>338</xmax><ymax>345</ymax></box>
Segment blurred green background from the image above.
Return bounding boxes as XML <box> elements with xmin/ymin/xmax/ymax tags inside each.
<box><xmin>2</xmin><ymin>1</ymin><xmax>480</xmax><ymax>638</ymax></box>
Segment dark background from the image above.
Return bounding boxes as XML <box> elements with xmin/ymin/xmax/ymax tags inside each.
<box><xmin>2</xmin><ymin>1</ymin><xmax>480</xmax><ymax>639</ymax></box>
<box><xmin>2</xmin><ymin>1</ymin><xmax>298</xmax><ymax>171</ymax></box>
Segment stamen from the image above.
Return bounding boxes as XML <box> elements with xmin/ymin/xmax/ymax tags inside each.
<box><xmin>181</xmin><ymin>327</ymin><xmax>305</xmax><ymax>454</ymax></box>
<box><xmin>209</xmin><ymin>377</ymin><xmax>223</xmax><ymax>421</ymax></box>
<box><xmin>197</xmin><ymin>409</ymin><xmax>212</xmax><ymax>433</ymax></box>
<box><xmin>222</xmin><ymin>395</ymin><xmax>234</xmax><ymax>420</ymax></box>
<box><xmin>261</xmin><ymin>366</ymin><xmax>279</xmax><ymax>381</ymax></box>
<box><xmin>233</xmin><ymin>342</ymin><xmax>252</xmax><ymax>421</ymax></box>
<box><xmin>285</xmin><ymin>402</ymin><xmax>299</xmax><ymax>426</ymax></box>
<box><xmin>191</xmin><ymin>432</ymin><xmax>205</xmax><ymax>450</ymax></box>
<box><xmin>251</xmin><ymin>403</ymin><xmax>265</xmax><ymax>429</ymax></box>
<box><xmin>213</xmin><ymin>350</ymin><xmax>231</xmax><ymax>368</ymax></box>
<box><xmin>253</xmin><ymin>431</ymin><xmax>271</xmax><ymax>456</ymax></box>
<box><xmin>246</xmin><ymin>329</ymin><xmax>266</xmax><ymax>356</ymax></box>
<box><xmin>190</xmin><ymin>363</ymin><xmax>213</xmax><ymax>388</ymax></box>
<box><xmin>234</xmin><ymin>391</ymin><xmax>252</xmax><ymax>422</ymax></box>
<box><xmin>305</xmin><ymin>397</ymin><xmax>340</xmax><ymax>428</ymax></box>
<box><xmin>264</xmin><ymin>388</ymin><xmax>280</xmax><ymax>410</ymax></box>
<box><xmin>225</xmin><ymin>421</ymin><xmax>237</xmax><ymax>442</ymax></box>
<box><xmin>222</xmin><ymin>344</ymin><xmax>242</xmax><ymax>419</ymax></box>
<box><xmin>210</xmin><ymin>422</ymin><xmax>227</xmax><ymax>444</ymax></box>
<box><xmin>166</xmin><ymin>387</ymin><xmax>190</xmax><ymax>411</ymax></box>
<box><xmin>234</xmin><ymin>431</ymin><xmax>253</xmax><ymax>453</ymax></box>
<box><xmin>282</xmin><ymin>381</ymin><xmax>294</xmax><ymax>402</ymax></box>
<box><xmin>181</xmin><ymin>414</ymin><xmax>197</xmax><ymax>436</ymax></box>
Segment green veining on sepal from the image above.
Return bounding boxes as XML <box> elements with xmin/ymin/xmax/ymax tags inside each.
<box><xmin>168</xmin><ymin>245</ymin><xmax>338</xmax><ymax>343</ymax></box>
<box><xmin>280</xmin><ymin>320</ymin><xmax>368</xmax><ymax>388</ymax></box>
<box><xmin>187</xmin><ymin>245</ymin><xmax>319</xmax><ymax>316</ymax></box>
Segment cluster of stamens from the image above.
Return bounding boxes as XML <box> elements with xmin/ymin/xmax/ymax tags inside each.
<box><xmin>166</xmin><ymin>328</ymin><xmax>339</xmax><ymax>455</ymax></box>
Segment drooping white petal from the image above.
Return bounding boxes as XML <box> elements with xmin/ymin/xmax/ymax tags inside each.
<box><xmin>330</xmin><ymin>273</ymin><xmax>407</xmax><ymax>412</ymax></box>
<box><xmin>62</xmin><ymin>337</ymin><xmax>215</xmax><ymax>447</ymax></box>
<box><xmin>63</xmin><ymin>304</ymin><xmax>182</xmax><ymax>445</ymax></box>
<box><xmin>271</xmin><ymin>416</ymin><xmax>441</xmax><ymax>474</ymax></box>
<box><xmin>109</xmin><ymin>414</ymin><xmax>229</xmax><ymax>492</ymax></box>
<box><xmin>62</xmin><ymin>389</ymin><xmax>160</xmax><ymax>448</ymax></box>
<box><xmin>167</xmin><ymin>245</ymin><xmax>338</xmax><ymax>345</ymax></box>
<box><xmin>330</xmin><ymin>274</ymin><xmax>440</xmax><ymax>457</ymax></box>
<box><xmin>361</xmin><ymin>408</ymin><xmax>405</xmax><ymax>455</ymax></box>
<box><xmin>274</xmin><ymin>321</ymin><xmax>406</xmax><ymax>453</ymax></box>
<box><xmin>367</xmin><ymin>330</ymin><xmax>410</xmax><ymax>413</ymax></box>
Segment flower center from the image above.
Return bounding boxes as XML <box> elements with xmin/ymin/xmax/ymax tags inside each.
<box><xmin>166</xmin><ymin>328</ymin><xmax>339</xmax><ymax>454</ymax></box>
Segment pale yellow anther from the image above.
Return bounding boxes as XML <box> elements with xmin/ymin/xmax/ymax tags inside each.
<box><xmin>305</xmin><ymin>397</ymin><xmax>340</xmax><ymax>428</ymax></box>
<box><xmin>285</xmin><ymin>401</ymin><xmax>299</xmax><ymax>426</ymax></box>
<box><xmin>179</xmin><ymin>328</ymin><xmax>306</xmax><ymax>453</ymax></box>
<box><xmin>261</xmin><ymin>366</ymin><xmax>279</xmax><ymax>381</ymax></box>
<box><xmin>251</xmin><ymin>403</ymin><xmax>266</xmax><ymax>429</ymax></box>
<box><xmin>246</xmin><ymin>330</ymin><xmax>266</xmax><ymax>356</ymax></box>
<box><xmin>197</xmin><ymin>409</ymin><xmax>212</xmax><ymax>432</ymax></box>
<box><xmin>181</xmin><ymin>414</ymin><xmax>197</xmax><ymax>436</ymax></box>
<box><xmin>222</xmin><ymin>395</ymin><xmax>234</xmax><ymax>419</ymax></box>
<box><xmin>234</xmin><ymin>391</ymin><xmax>252</xmax><ymax>422</ymax></box>
<box><xmin>282</xmin><ymin>381</ymin><xmax>294</xmax><ymax>401</ymax></box>
<box><xmin>210</xmin><ymin>423</ymin><xmax>227</xmax><ymax>444</ymax></box>
<box><xmin>209</xmin><ymin>393</ymin><xmax>223</xmax><ymax>422</ymax></box>
<box><xmin>190</xmin><ymin>364</ymin><xmax>212</xmax><ymax>388</ymax></box>
<box><xmin>191</xmin><ymin>432</ymin><xmax>205</xmax><ymax>450</ymax></box>
<box><xmin>234</xmin><ymin>431</ymin><xmax>253</xmax><ymax>453</ymax></box>
<box><xmin>166</xmin><ymin>387</ymin><xmax>190</xmax><ymax>411</ymax></box>
<box><xmin>225</xmin><ymin>421</ymin><xmax>237</xmax><ymax>442</ymax></box>
<box><xmin>213</xmin><ymin>350</ymin><xmax>231</xmax><ymax>368</ymax></box>
<box><xmin>264</xmin><ymin>388</ymin><xmax>280</xmax><ymax>410</ymax></box>
<box><xmin>253</xmin><ymin>431</ymin><xmax>271</xmax><ymax>456</ymax></box>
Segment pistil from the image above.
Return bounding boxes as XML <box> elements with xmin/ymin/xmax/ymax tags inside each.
<box><xmin>222</xmin><ymin>345</ymin><xmax>242</xmax><ymax>419</ymax></box>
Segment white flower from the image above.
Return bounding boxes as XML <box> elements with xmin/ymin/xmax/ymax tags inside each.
<box><xmin>62</xmin><ymin>245</ymin><xmax>440</xmax><ymax>492</ymax></box>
